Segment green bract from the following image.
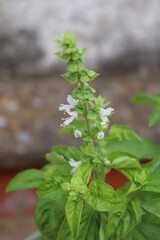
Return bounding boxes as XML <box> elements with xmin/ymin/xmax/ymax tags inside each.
<box><xmin>6</xmin><ymin>31</ymin><xmax>160</xmax><ymax>239</ymax></box>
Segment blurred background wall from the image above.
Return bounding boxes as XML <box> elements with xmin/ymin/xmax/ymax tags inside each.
<box><xmin>1</xmin><ymin>0</ymin><xmax>160</xmax><ymax>77</ymax></box>
<box><xmin>0</xmin><ymin>0</ymin><xmax>160</xmax><ymax>168</ymax></box>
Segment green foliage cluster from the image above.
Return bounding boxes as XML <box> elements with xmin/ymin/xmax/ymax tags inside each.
<box><xmin>6</xmin><ymin>31</ymin><xmax>160</xmax><ymax>240</ymax></box>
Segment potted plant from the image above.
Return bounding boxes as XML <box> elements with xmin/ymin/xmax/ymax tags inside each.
<box><xmin>6</xmin><ymin>31</ymin><xmax>160</xmax><ymax>240</ymax></box>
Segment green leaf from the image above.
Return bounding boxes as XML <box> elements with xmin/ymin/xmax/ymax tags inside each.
<box><xmin>61</xmin><ymin>72</ymin><xmax>71</xmax><ymax>81</ymax></box>
<box><xmin>108</xmin><ymin>152</ymin><xmax>141</xmax><ymax>170</ymax></box>
<box><xmin>54</xmin><ymin>39</ymin><xmax>62</xmax><ymax>47</ymax></box>
<box><xmin>51</xmin><ymin>146</ymin><xmax>82</xmax><ymax>162</ymax></box>
<box><xmin>6</xmin><ymin>169</ymin><xmax>43</xmax><ymax>192</ymax></box>
<box><xmin>77</xmin><ymin>90</ymin><xmax>94</xmax><ymax>101</ymax></box>
<box><xmin>87</xmin><ymin>111</ymin><xmax>97</xmax><ymax>120</ymax></box>
<box><xmin>44</xmin><ymin>163</ymin><xmax>71</xmax><ymax>176</ymax></box>
<box><xmin>99</xmin><ymin>214</ymin><xmax>107</xmax><ymax>240</ymax></box>
<box><xmin>62</xmin><ymin>31</ymin><xmax>78</xmax><ymax>45</ymax></box>
<box><xmin>71</xmin><ymin>163</ymin><xmax>92</xmax><ymax>189</ymax></box>
<box><xmin>121</xmin><ymin>169</ymin><xmax>147</xmax><ymax>187</ymax></box>
<box><xmin>34</xmin><ymin>198</ymin><xmax>66</xmax><ymax>239</ymax></box>
<box><xmin>60</xmin><ymin>122</ymin><xmax>86</xmax><ymax>134</ymax></box>
<box><xmin>149</xmin><ymin>104</ymin><xmax>160</xmax><ymax>127</ymax></box>
<box><xmin>57</xmin><ymin>217</ymin><xmax>72</xmax><ymax>240</ymax></box>
<box><xmin>108</xmin><ymin>198</ymin><xmax>144</xmax><ymax>239</ymax></box>
<box><xmin>61</xmin><ymin>72</ymin><xmax>78</xmax><ymax>84</ymax></box>
<box><xmin>67</xmin><ymin>61</ymin><xmax>78</xmax><ymax>73</ymax></box>
<box><xmin>142</xmin><ymin>198</ymin><xmax>160</xmax><ymax>217</ymax></box>
<box><xmin>143</xmin><ymin>175</ymin><xmax>160</xmax><ymax>193</ymax></box>
<box><xmin>45</xmin><ymin>151</ymin><xmax>66</xmax><ymax>164</ymax></box>
<box><xmin>80</xmin><ymin>143</ymin><xmax>96</xmax><ymax>157</ymax></box>
<box><xmin>80</xmin><ymin>72</ymin><xmax>90</xmax><ymax>83</ymax></box>
<box><xmin>64</xmin><ymin>47</ymin><xmax>76</xmax><ymax>54</ymax></box>
<box><xmin>108</xmin><ymin>125</ymin><xmax>141</xmax><ymax>142</ymax></box>
<box><xmin>131</xmin><ymin>93</ymin><xmax>160</xmax><ymax>106</ymax></box>
<box><xmin>77</xmin><ymin>203</ymin><xmax>100</xmax><ymax>240</ymax></box>
<box><xmin>72</xmin><ymin>52</ymin><xmax>81</xmax><ymax>61</ymax></box>
<box><xmin>143</xmin><ymin>154</ymin><xmax>160</xmax><ymax>175</ymax></box>
<box><xmin>70</xmin><ymin>73</ymin><xmax>79</xmax><ymax>84</ymax></box>
<box><xmin>125</xmin><ymin>212</ymin><xmax>160</xmax><ymax>240</ymax></box>
<box><xmin>86</xmin><ymin>180</ymin><xmax>118</xmax><ymax>212</ymax></box>
<box><xmin>37</xmin><ymin>179</ymin><xmax>66</xmax><ymax>201</ymax></box>
<box><xmin>65</xmin><ymin>199</ymin><xmax>83</xmax><ymax>239</ymax></box>
<box><xmin>104</xmin><ymin>138</ymin><xmax>160</xmax><ymax>160</ymax></box>
<box><xmin>56</xmin><ymin>52</ymin><xmax>71</xmax><ymax>61</ymax></box>
<box><xmin>85</xmin><ymin>69</ymin><xmax>100</xmax><ymax>81</ymax></box>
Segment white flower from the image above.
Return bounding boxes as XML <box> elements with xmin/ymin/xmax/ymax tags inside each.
<box><xmin>96</xmin><ymin>131</ymin><xmax>104</xmax><ymax>140</ymax></box>
<box><xmin>67</xmin><ymin>95</ymin><xmax>79</xmax><ymax>107</ymax></box>
<box><xmin>74</xmin><ymin>130</ymin><xmax>82</xmax><ymax>138</ymax></box>
<box><xmin>60</xmin><ymin>111</ymin><xmax>78</xmax><ymax>127</ymax></box>
<box><xmin>59</xmin><ymin>95</ymin><xmax>79</xmax><ymax>127</ymax></box>
<box><xmin>69</xmin><ymin>158</ymin><xmax>82</xmax><ymax>173</ymax></box>
<box><xmin>101</xmin><ymin>121</ymin><xmax>106</xmax><ymax>128</ymax></box>
<box><xmin>59</xmin><ymin>95</ymin><xmax>78</xmax><ymax>114</ymax></box>
<box><xmin>104</xmin><ymin>158</ymin><xmax>110</xmax><ymax>166</ymax></box>
<box><xmin>100</xmin><ymin>107</ymin><xmax>114</xmax><ymax>128</ymax></box>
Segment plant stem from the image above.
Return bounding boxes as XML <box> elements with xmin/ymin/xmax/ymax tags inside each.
<box><xmin>80</xmin><ymin>82</ymin><xmax>91</xmax><ymax>136</ymax></box>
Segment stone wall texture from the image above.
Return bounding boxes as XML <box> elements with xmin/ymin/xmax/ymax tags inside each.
<box><xmin>0</xmin><ymin>0</ymin><xmax>160</xmax><ymax>76</ymax></box>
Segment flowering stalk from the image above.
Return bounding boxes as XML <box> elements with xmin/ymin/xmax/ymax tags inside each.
<box><xmin>55</xmin><ymin>31</ymin><xmax>114</xmax><ymax>180</ymax></box>
<box><xmin>80</xmin><ymin>81</ymin><xmax>91</xmax><ymax>136</ymax></box>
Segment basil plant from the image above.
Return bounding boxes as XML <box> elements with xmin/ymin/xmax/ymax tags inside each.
<box><xmin>6</xmin><ymin>31</ymin><xmax>160</xmax><ymax>240</ymax></box>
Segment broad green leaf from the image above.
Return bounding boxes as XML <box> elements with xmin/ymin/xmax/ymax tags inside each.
<box><xmin>44</xmin><ymin>163</ymin><xmax>71</xmax><ymax>176</ymax></box>
<box><xmin>65</xmin><ymin>199</ymin><xmax>83</xmax><ymax>239</ymax></box>
<box><xmin>86</xmin><ymin>180</ymin><xmax>118</xmax><ymax>212</ymax></box>
<box><xmin>80</xmin><ymin>143</ymin><xmax>96</xmax><ymax>157</ymax></box>
<box><xmin>77</xmin><ymin>203</ymin><xmax>100</xmax><ymax>240</ymax></box>
<box><xmin>143</xmin><ymin>175</ymin><xmax>160</xmax><ymax>192</ymax></box>
<box><xmin>143</xmin><ymin>154</ymin><xmax>160</xmax><ymax>175</ymax></box>
<box><xmin>121</xmin><ymin>169</ymin><xmax>147</xmax><ymax>188</ymax></box>
<box><xmin>125</xmin><ymin>212</ymin><xmax>160</xmax><ymax>240</ymax></box>
<box><xmin>104</xmin><ymin>138</ymin><xmax>160</xmax><ymax>160</ymax></box>
<box><xmin>37</xmin><ymin>179</ymin><xmax>66</xmax><ymax>201</ymax></box>
<box><xmin>60</xmin><ymin>122</ymin><xmax>86</xmax><ymax>134</ymax></box>
<box><xmin>108</xmin><ymin>198</ymin><xmax>144</xmax><ymax>239</ymax></box>
<box><xmin>131</xmin><ymin>93</ymin><xmax>160</xmax><ymax>106</ymax></box>
<box><xmin>108</xmin><ymin>125</ymin><xmax>141</xmax><ymax>142</ymax></box>
<box><xmin>149</xmin><ymin>104</ymin><xmax>160</xmax><ymax>127</ymax></box>
<box><xmin>45</xmin><ymin>151</ymin><xmax>66</xmax><ymax>164</ymax></box>
<box><xmin>51</xmin><ymin>146</ymin><xmax>82</xmax><ymax>162</ymax></box>
<box><xmin>57</xmin><ymin>217</ymin><xmax>72</xmax><ymax>240</ymax></box>
<box><xmin>142</xmin><ymin>198</ymin><xmax>160</xmax><ymax>217</ymax></box>
<box><xmin>34</xmin><ymin>198</ymin><xmax>66</xmax><ymax>239</ymax></box>
<box><xmin>71</xmin><ymin>163</ymin><xmax>92</xmax><ymax>187</ymax></box>
<box><xmin>6</xmin><ymin>169</ymin><xmax>43</xmax><ymax>192</ymax></box>
<box><xmin>108</xmin><ymin>152</ymin><xmax>141</xmax><ymax>170</ymax></box>
<box><xmin>99</xmin><ymin>214</ymin><xmax>107</xmax><ymax>240</ymax></box>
